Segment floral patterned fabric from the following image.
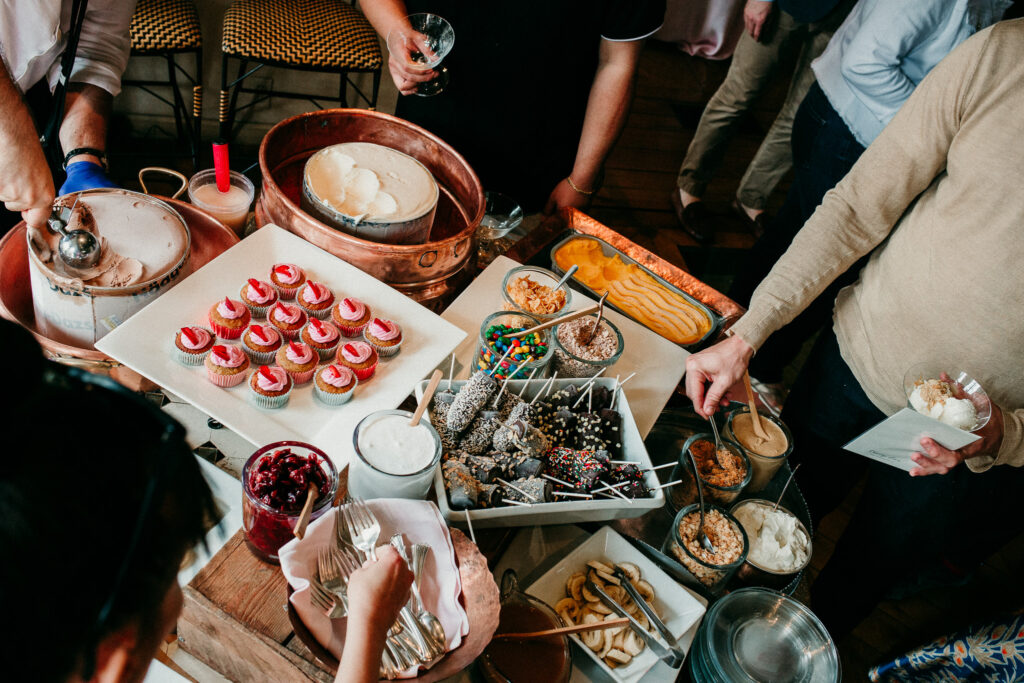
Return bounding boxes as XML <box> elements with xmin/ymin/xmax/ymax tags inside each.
<box><xmin>870</xmin><ymin>612</ymin><xmax>1024</xmax><ymax>682</ymax></box>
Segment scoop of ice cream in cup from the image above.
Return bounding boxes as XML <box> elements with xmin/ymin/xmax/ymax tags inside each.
<box><xmin>903</xmin><ymin>363</ymin><xmax>992</xmax><ymax>432</ymax></box>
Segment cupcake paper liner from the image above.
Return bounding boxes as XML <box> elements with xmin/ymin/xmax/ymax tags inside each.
<box><xmin>310</xmin><ymin>344</ymin><xmax>339</xmax><ymax>361</ymax></box>
<box><xmin>209</xmin><ymin>317</ymin><xmax>247</xmax><ymax>340</ymax></box>
<box><xmin>271</xmin><ymin>283</ymin><xmax>301</xmax><ymax>300</ymax></box>
<box><xmin>206</xmin><ymin>367</ymin><xmax>248</xmax><ymax>387</ymax></box>
<box><xmin>364</xmin><ymin>330</ymin><xmax>402</xmax><ymax>358</ymax></box>
<box><xmin>335</xmin><ymin>321</ymin><xmax>368</xmax><ymax>338</ymax></box>
<box><xmin>242</xmin><ymin>302</ymin><xmax>273</xmax><ymax>319</ymax></box>
<box><xmin>249</xmin><ymin>384</ymin><xmax>293</xmax><ymax>409</ymax></box>
<box><xmin>243</xmin><ymin>345</ymin><xmax>279</xmax><ymax>365</ymax></box>
<box><xmin>175</xmin><ymin>347</ymin><xmax>211</xmax><ymax>366</ymax></box>
<box><xmin>349</xmin><ymin>361</ymin><xmax>377</xmax><ymax>382</ymax></box>
<box><xmin>314</xmin><ymin>382</ymin><xmax>356</xmax><ymax>406</ymax></box>
<box><xmin>271</xmin><ymin>324</ymin><xmax>303</xmax><ymax>340</ymax></box>
<box><xmin>299</xmin><ymin>302</ymin><xmax>333</xmax><ymax>320</ymax></box>
<box><xmin>283</xmin><ymin>366</ymin><xmax>317</xmax><ymax>385</ymax></box>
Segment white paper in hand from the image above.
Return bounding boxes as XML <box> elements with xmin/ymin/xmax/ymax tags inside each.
<box><xmin>843</xmin><ymin>408</ymin><xmax>980</xmax><ymax>471</ymax></box>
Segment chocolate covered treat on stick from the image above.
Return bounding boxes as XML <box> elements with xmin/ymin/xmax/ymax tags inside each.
<box><xmin>447</xmin><ymin>370</ymin><xmax>498</xmax><ymax>432</ymax></box>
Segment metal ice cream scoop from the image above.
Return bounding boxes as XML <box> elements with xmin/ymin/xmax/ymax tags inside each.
<box><xmin>47</xmin><ymin>197</ymin><xmax>101</xmax><ymax>269</ymax></box>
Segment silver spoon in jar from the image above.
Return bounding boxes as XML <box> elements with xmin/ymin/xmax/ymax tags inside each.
<box><xmin>554</xmin><ymin>264</ymin><xmax>578</xmax><ymax>290</ymax></box>
<box><xmin>706</xmin><ymin>413</ymin><xmax>724</xmax><ymax>469</ymax></box>
<box><xmin>47</xmin><ymin>195</ymin><xmax>102</xmax><ymax>269</ymax></box>
<box><xmin>687</xmin><ymin>446</ymin><xmax>717</xmax><ymax>555</ymax></box>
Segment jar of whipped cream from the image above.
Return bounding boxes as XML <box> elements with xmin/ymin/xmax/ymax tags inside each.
<box><xmin>348</xmin><ymin>409</ymin><xmax>442</xmax><ymax>500</ymax></box>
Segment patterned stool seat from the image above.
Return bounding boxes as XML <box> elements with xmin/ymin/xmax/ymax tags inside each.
<box><xmin>130</xmin><ymin>0</ymin><xmax>202</xmax><ymax>54</ymax></box>
<box><xmin>223</xmin><ymin>0</ymin><xmax>383</xmax><ymax>71</ymax></box>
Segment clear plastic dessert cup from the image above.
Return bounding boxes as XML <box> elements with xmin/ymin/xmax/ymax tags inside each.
<box><xmin>903</xmin><ymin>362</ymin><xmax>992</xmax><ymax>432</ymax></box>
<box><xmin>349</xmin><ymin>409</ymin><xmax>442</xmax><ymax>500</ymax></box>
<box><xmin>670</xmin><ymin>433</ymin><xmax>752</xmax><ymax>510</ymax></box>
<box><xmin>663</xmin><ymin>503</ymin><xmax>748</xmax><ymax>596</ymax></box>
<box><xmin>188</xmin><ymin>169</ymin><xmax>254</xmax><ymax>236</ymax></box>
<box><xmin>551</xmin><ymin>314</ymin><xmax>624</xmax><ymax>379</ymax></box>
<box><xmin>724</xmin><ymin>407</ymin><xmax>793</xmax><ymax>493</ymax></box>
<box><xmin>242</xmin><ymin>441</ymin><xmax>338</xmax><ymax>563</ymax></box>
<box><xmin>501</xmin><ymin>265</ymin><xmax>572</xmax><ymax>320</ymax></box>
<box><xmin>729</xmin><ymin>499</ymin><xmax>812</xmax><ymax>590</ymax></box>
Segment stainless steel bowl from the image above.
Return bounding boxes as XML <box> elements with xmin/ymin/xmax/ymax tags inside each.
<box><xmin>690</xmin><ymin>587</ymin><xmax>839</xmax><ymax>682</ymax></box>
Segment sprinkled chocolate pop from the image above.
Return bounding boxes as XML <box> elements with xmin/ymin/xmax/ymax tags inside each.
<box><xmin>447</xmin><ymin>371</ymin><xmax>497</xmax><ymax>433</ymax></box>
<box><xmin>546</xmin><ymin>447</ymin><xmax>607</xmax><ymax>492</ymax></box>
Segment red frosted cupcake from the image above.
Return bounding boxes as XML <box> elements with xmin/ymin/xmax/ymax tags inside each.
<box><xmin>275</xmin><ymin>340</ymin><xmax>318</xmax><ymax>384</ymax></box>
<box><xmin>266</xmin><ymin>301</ymin><xmax>307</xmax><ymax>340</ymax></box>
<box><xmin>363</xmin><ymin>318</ymin><xmax>402</xmax><ymax>357</ymax></box>
<box><xmin>248</xmin><ymin>365</ymin><xmax>293</xmax><ymax>409</ymax></box>
<box><xmin>269</xmin><ymin>263</ymin><xmax>306</xmax><ymax>300</ymax></box>
<box><xmin>208</xmin><ymin>297</ymin><xmax>251</xmax><ymax>340</ymax></box>
<box><xmin>314</xmin><ymin>364</ymin><xmax>358</xmax><ymax>406</ymax></box>
<box><xmin>174</xmin><ymin>325</ymin><xmax>215</xmax><ymax>366</ymax></box>
<box><xmin>337</xmin><ymin>341</ymin><xmax>378</xmax><ymax>381</ymax></box>
<box><xmin>204</xmin><ymin>344</ymin><xmax>250</xmax><ymax>387</ymax></box>
<box><xmin>331</xmin><ymin>297</ymin><xmax>372</xmax><ymax>337</ymax></box>
<box><xmin>241</xmin><ymin>323</ymin><xmax>283</xmax><ymax>364</ymax></box>
<box><xmin>296</xmin><ymin>281</ymin><xmax>335</xmax><ymax>320</ymax></box>
<box><xmin>239</xmin><ymin>278</ymin><xmax>278</xmax><ymax>317</ymax></box>
<box><xmin>300</xmin><ymin>318</ymin><xmax>341</xmax><ymax>360</ymax></box>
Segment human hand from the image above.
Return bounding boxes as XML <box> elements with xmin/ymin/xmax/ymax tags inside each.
<box><xmin>543</xmin><ymin>178</ymin><xmax>592</xmax><ymax>216</ymax></box>
<box><xmin>59</xmin><ymin>160</ymin><xmax>117</xmax><ymax>196</ymax></box>
<box><xmin>743</xmin><ymin>0</ymin><xmax>773</xmax><ymax>41</ymax></box>
<box><xmin>386</xmin><ymin>29</ymin><xmax>439</xmax><ymax>96</ymax></box>
<box><xmin>910</xmin><ymin>404</ymin><xmax>1004</xmax><ymax>476</ymax></box>
<box><xmin>684</xmin><ymin>334</ymin><xmax>755</xmax><ymax>417</ymax></box>
<box><xmin>345</xmin><ymin>545</ymin><xmax>414</xmax><ymax>639</ymax></box>
<box><xmin>0</xmin><ymin>135</ymin><xmax>54</xmax><ymax>229</ymax></box>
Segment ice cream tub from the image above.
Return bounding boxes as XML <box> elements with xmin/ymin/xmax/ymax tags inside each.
<box><xmin>301</xmin><ymin>142</ymin><xmax>439</xmax><ymax>245</ymax></box>
<box><xmin>27</xmin><ymin>189</ymin><xmax>192</xmax><ymax>347</ymax></box>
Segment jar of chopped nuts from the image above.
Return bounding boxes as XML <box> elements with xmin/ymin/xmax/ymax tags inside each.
<box><xmin>663</xmin><ymin>503</ymin><xmax>748</xmax><ymax>595</ymax></box>
<box><xmin>669</xmin><ymin>434</ymin><xmax>752</xmax><ymax>512</ymax></box>
<box><xmin>551</xmin><ymin>314</ymin><xmax>624</xmax><ymax>379</ymax></box>
<box><xmin>501</xmin><ymin>265</ymin><xmax>572</xmax><ymax>320</ymax></box>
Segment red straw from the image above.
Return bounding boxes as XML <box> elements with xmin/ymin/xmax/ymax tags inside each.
<box><xmin>247</xmin><ymin>278</ymin><xmax>263</xmax><ymax>296</ymax></box>
<box><xmin>180</xmin><ymin>327</ymin><xmax>198</xmax><ymax>345</ymax></box>
<box><xmin>213</xmin><ymin>141</ymin><xmax>230</xmax><ymax>193</ymax></box>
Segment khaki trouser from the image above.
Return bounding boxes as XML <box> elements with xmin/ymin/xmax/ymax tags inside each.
<box><xmin>676</xmin><ymin>4</ymin><xmax>850</xmax><ymax>210</ymax></box>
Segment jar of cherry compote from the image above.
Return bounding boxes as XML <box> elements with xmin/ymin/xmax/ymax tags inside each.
<box><xmin>242</xmin><ymin>441</ymin><xmax>338</xmax><ymax>563</ymax></box>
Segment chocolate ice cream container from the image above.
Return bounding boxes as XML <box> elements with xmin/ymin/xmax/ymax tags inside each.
<box><xmin>27</xmin><ymin>188</ymin><xmax>191</xmax><ymax>347</ymax></box>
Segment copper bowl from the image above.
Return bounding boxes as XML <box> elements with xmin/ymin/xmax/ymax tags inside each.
<box><xmin>0</xmin><ymin>199</ymin><xmax>239</xmax><ymax>388</ymax></box>
<box><xmin>257</xmin><ymin>109</ymin><xmax>485</xmax><ymax>310</ymax></box>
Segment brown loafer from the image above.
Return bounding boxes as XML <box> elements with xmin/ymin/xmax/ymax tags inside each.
<box><xmin>671</xmin><ymin>190</ymin><xmax>715</xmax><ymax>244</ymax></box>
<box><xmin>731</xmin><ymin>198</ymin><xmax>767</xmax><ymax>239</ymax></box>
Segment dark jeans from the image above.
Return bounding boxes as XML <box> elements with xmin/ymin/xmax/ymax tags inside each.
<box><xmin>786</xmin><ymin>331</ymin><xmax>1024</xmax><ymax>640</ymax></box>
<box><xmin>729</xmin><ymin>81</ymin><xmax>868</xmax><ymax>383</ymax></box>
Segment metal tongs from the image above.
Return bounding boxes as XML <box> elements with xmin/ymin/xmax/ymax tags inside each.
<box><xmin>585</xmin><ymin>579</ymin><xmax>684</xmax><ymax>668</ymax></box>
<box><xmin>612</xmin><ymin>567</ymin><xmax>676</xmax><ymax>647</ymax></box>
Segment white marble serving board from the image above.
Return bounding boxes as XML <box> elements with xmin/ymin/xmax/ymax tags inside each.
<box><xmin>97</xmin><ymin>225</ymin><xmax>466</xmax><ymax>469</ymax></box>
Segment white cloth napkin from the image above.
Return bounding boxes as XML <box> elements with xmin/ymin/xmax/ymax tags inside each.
<box><xmin>278</xmin><ymin>499</ymin><xmax>469</xmax><ymax>677</ymax></box>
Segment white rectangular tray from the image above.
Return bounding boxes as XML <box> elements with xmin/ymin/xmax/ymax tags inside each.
<box><xmin>416</xmin><ymin>378</ymin><xmax>666</xmax><ymax>528</ymax></box>
<box><xmin>97</xmin><ymin>225</ymin><xmax>467</xmax><ymax>469</ymax></box>
<box><xmin>527</xmin><ymin>526</ymin><xmax>707</xmax><ymax>683</ymax></box>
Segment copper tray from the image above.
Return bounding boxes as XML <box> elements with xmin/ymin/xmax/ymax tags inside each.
<box><xmin>0</xmin><ymin>198</ymin><xmax>239</xmax><ymax>386</ymax></box>
<box><xmin>286</xmin><ymin>528</ymin><xmax>500</xmax><ymax>681</ymax></box>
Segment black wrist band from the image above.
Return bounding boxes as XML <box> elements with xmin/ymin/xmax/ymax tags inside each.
<box><xmin>63</xmin><ymin>147</ymin><xmax>108</xmax><ymax>171</ymax></box>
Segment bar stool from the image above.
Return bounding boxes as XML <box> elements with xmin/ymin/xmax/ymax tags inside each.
<box><xmin>122</xmin><ymin>0</ymin><xmax>204</xmax><ymax>170</ymax></box>
<box><xmin>218</xmin><ymin>0</ymin><xmax>383</xmax><ymax>141</ymax></box>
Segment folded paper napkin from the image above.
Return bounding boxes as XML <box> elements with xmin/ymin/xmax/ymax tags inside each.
<box><xmin>279</xmin><ymin>499</ymin><xmax>469</xmax><ymax>677</ymax></box>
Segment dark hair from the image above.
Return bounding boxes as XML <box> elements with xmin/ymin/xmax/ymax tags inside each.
<box><xmin>0</xmin><ymin>322</ymin><xmax>217</xmax><ymax>682</ymax></box>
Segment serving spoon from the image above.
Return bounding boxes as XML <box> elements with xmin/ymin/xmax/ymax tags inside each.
<box><xmin>688</xmin><ymin>446</ymin><xmax>716</xmax><ymax>554</ymax></box>
<box><xmin>47</xmin><ymin>196</ymin><xmax>101</xmax><ymax>269</ymax></box>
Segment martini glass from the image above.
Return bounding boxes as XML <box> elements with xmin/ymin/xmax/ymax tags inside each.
<box><xmin>386</xmin><ymin>13</ymin><xmax>455</xmax><ymax>97</ymax></box>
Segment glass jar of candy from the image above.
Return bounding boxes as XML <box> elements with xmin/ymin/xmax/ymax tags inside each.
<box><xmin>242</xmin><ymin>441</ymin><xmax>338</xmax><ymax>563</ymax></box>
<box><xmin>476</xmin><ymin>311</ymin><xmax>553</xmax><ymax>380</ymax></box>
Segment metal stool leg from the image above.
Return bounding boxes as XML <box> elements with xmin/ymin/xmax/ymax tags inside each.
<box><xmin>191</xmin><ymin>47</ymin><xmax>203</xmax><ymax>170</ymax></box>
<box><xmin>338</xmin><ymin>71</ymin><xmax>349</xmax><ymax>108</ymax></box>
<box><xmin>166</xmin><ymin>53</ymin><xmax>186</xmax><ymax>142</ymax></box>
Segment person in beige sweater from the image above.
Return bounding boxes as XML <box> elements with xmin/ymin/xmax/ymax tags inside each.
<box><xmin>685</xmin><ymin>19</ymin><xmax>1024</xmax><ymax>639</ymax></box>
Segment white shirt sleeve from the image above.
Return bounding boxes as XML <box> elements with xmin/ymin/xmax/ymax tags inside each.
<box><xmin>63</xmin><ymin>0</ymin><xmax>138</xmax><ymax>96</ymax></box>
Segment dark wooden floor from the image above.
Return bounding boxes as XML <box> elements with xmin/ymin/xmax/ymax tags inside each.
<box><xmin>610</xmin><ymin>40</ymin><xmax>1024</xmax><ymax>682</ymax></box>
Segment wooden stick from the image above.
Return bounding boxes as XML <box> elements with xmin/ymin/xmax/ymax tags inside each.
<box><xmin>292</xmin><ymin>484</ymin><xmax>318</xmax><ymax>539</ymax></box>
<box><xmin>742</xmin><ymin>371</ymin><xmax>770</xmax><ymax>440</ymax></box>
<box><xmin>464</xmin><ymin>509</ymin><xmax>476</xmax><ymax>545</ymax></box>
<box><xmin>501</xmin><ymin>304</ymin><xmax>600</xmax><ymax>338</ymax></box>
<box><xmin>410</xmin><ymin>369</ymin><xmax>443</xmax><ymax>426</ymax></box>
<box><xmin>447</xmin><ymin>353</ymin><xmax>456</xmax><ymax>391</ymax></box>
<box><xmin>517</xmin><ymin>368</ymin><xmax>539</xmax><ymax>397</ymax></box>
<box><xmin>493</xmin><ymin>617</ymin><xmax>630</xmax><ymax>640</ymax></box>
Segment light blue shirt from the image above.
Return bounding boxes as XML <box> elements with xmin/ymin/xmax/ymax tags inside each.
<box><xmin>811</xmin><ymin>0</ymin><xmax>1010</xmax><ymax>147</ymax></box>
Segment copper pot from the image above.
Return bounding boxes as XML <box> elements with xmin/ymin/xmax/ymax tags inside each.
<box><xmin>0</xmin><ymin>198</ymin><xmax>239</xmax><ymax>387</ymax></box>
<box><xmin>257</xmin><ymin>108</ymin><xmax>484</xmax><ymax>309</ymax></box>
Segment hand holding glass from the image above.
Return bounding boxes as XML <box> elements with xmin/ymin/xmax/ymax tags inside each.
<box><xmin>386</xmin><ymin>14</ymin><xmax>455</xmax><ymax>97</ymax></box>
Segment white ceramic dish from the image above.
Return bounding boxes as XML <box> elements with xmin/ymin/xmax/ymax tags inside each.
<box><xmin>416</xmin><ymin>378</ymin><xmax>666</xmax><ymax>528</ymax></box>
<box><xmin>97</xmin><ymin>225</ymin><xmax>466</xmax><ymax>469</ymax></box>
<box><xmin>527</xmin><ymin>526</ymin><xmax>707</xmax><ymax>683</ymax></box>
